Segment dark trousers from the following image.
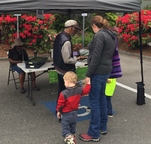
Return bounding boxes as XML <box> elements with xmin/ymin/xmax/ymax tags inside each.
<box><xmin>56</xmin><ymin>73</ymin><xmax>66</xmax><ymax>104</ymax></box>
<box><xmin>61</xmin><ymin>111</ymin><xmax>77</xmax><ymax>137</ymax></box>
<box><xmin>106</xmin><ymin>96</ymin><xmax>113</xmax><ymax>114</ymax></box>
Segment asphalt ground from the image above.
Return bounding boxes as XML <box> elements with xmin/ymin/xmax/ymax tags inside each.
<box><xmin>0</xmin><ymin>51</ymin><xmax>151</xmax><ymax>144</ymax></box>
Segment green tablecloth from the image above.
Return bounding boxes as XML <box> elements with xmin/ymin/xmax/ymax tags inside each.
<box><xmin>49</xmin><ymin>66</ymin><xmax>88</xmax><ymax>84</ymax></box>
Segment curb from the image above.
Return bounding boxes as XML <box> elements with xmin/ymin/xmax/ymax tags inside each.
<box><xmin>0</xmin><ymin>51</ymin><xmax>151</xmax><ymax>61</ymax></box>
<box><xmin>119</xmin><ymin>50</ymin><xmax>151</xmax><ymax>61</ymax></box>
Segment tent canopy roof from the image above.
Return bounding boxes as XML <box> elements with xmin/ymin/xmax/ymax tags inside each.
<box><xmin>0</xmin><ymin>0</ymin><xmax>141</xmax><ymax>14</ymax></box>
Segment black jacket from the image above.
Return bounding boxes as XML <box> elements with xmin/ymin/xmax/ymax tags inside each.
<box><xmin>86</xmin><ymin>29</ymin><xmax>116</xmax><ymax>77</ymax></box>
<box><xmin>53</xmin><ymin>31</ymin><xmax>75</xmax><ymax>74</ymax></box>
<box><xmin>8</xmin><ymin>47</ymin><xmax>29</xmax><ymax>66</ymax></box>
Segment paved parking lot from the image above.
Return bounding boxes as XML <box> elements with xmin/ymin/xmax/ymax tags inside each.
<box><xmin>0</xmin><ymin>51</ymin><xmax>151</xmax><ymax>144</ymax></box>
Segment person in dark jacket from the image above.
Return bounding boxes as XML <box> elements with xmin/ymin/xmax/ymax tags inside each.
<box><xmin>56</xmin><ymin>71</ymin><xmax>91</xmax><ymax>144</ymax></box>
<box><xmin>8</xmin><ymin>38</ymin><xmax>40</xmax><ymax>93</ymax></box>
<box><xmin>79</xmin><ymin>15</ymin><xmax>116</xmax><ymax>142</ymax></box>
<box><xmin>53</xmin><ymin>20</ymin><xmax>81</xmax><ymax>107</ymax></box>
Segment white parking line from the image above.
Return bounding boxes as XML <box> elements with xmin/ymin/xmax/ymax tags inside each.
<box><xmin>117</xmin><ymin>82</ymin><xmax>151</xmax><ymax>99</ymax></box>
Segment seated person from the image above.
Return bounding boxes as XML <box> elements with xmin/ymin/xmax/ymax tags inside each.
<box><xmin>8</xmin><ymin>38</ymin><xmax>40</xmax><ymax>94</ymax></box>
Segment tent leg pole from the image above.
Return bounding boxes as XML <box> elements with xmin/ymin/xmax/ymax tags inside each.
<box><xmin>136</xmin><ymin>12</ymin><xmax>145</xmax><ymax>105</ymax></box>
<box><xmin>136</xmin><ymin>82</ymin><xmax>145</xmax><ymax>105</ymax></box>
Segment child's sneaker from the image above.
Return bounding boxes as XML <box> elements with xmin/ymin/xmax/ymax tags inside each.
<box><xmin>100</xmin><ymin>130</ymin><xmax>107</xmax><ymax>135</ymax></box>
<box><xmin>108</xmin><ymin>113</ymin><xmax>113</xmax><ymax>117</ymax></box>
<box><xmin>64</xmin><ymin>135</ymin><xmax>75</xmax><ymax>144</ymax></box>
<box><xmin>86</xmin><ymin>107</ymin><xmax>91</xmax><ymax>112</ymax></box>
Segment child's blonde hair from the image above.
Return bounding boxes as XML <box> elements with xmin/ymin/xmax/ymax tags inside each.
<box><xmin>63</xmin><ymin>71</ymin><xmax>77</xmax><ymax>84</ymax></box>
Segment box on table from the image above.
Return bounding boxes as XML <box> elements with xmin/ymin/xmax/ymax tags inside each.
<box><xmin>49</xmin><ymin>66</ymin><xmax>88</xmax><ymax>84</ymax></box>
<box><xmin>49</xmin><ymin>70</ymin><xmax>58</xmax><ymax>84</ymax></box>
<box><xmin>25</xmin><ymin>57</ymin><xmax>48</xmax><ymax>69</ymax></box>
<box><xmin>76</xmin><ymin>66</ymin><xmax>88</xmax><ymax>80</ymax></box>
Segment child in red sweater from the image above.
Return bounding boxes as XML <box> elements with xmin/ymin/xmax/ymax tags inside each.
<box><xmin>56</xmin><ymin>71</ymin><xmax>91</xmax><ymax>144</ymax></box>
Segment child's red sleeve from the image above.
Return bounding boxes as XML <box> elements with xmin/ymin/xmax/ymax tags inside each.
<box><xmin>81</xmin><ymin>84</ymin><xmax>91</xmax><ymax>96</ymax></box>
<box><xmin>56</xmin><ymin>93</ymin><xmax>66</xmax><ymax>112</ymax></box>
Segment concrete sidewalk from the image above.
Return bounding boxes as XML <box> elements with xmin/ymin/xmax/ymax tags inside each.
<box><xmin>0</xmin><ymin>52</ymin><xmax>151</xmax><ymax>144</ymax></box>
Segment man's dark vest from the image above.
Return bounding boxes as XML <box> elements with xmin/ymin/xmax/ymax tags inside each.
<box><xmin>53</xmin><ymin>31</ymin><xmax>75</xmax><ymax>73</ymax></box>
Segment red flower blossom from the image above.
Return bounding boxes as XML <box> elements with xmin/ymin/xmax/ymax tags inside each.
<box><xmin>0</xmin><ymin>17</ymin><xmax>3</xmax><ymax>24</ymax></box>
<box><xmin>11</xmin><ymin>25</ymin><xmax>15</xmax><ymax>28</ymax></box>
<box><xmin>25</xmin><ymin>16</ymin><xmax>36</xmax><ymax>22</ymax></box>
<box><xmin>20</xmin><ymin>33</ymin><xmax>26</xmax><ymax>39</ymax></box>
<box><xmin>23</xmin><ymin>30</ymin><xmax>29</xmax><ymax>34</ymax></box>
<box><xmin>32</xmin><ymin>39</ymin><xmax>36</xmax><ymax>43</ymax></box>
<box><xmin>27</xmin><ymin>32</ymin><xmax>31</xmax><ymax>37</ymax></box>
<box><xmin>13</xmin><ymin>33</ymin><xmax>17</xmax><ymax>38</ymax></box>
<box><xmin>38</xmin><ymin>20</ymin><xmax>43</xmax><ymax>25</ymax></box>
<box><xmin>40</xmin><ymin>26</ymin><xmax>44</xmax><ymax>29</ymax></box>
<box><xmin>21</xmin><ymin>14</ymin><xmax>27</xmax><ymax>19</ymax></box>
<box><xmin>122</xmin><ymin>18</ymin><xmax>130</xmax><ymax>24</ymax></box>
<box><xmin>0</xmin><ymin>13</ymin><xmax>56</xmax><ymax>52</ymax></box>
<box><xmin>29</xmin><ymin>42</ymin><xmax>33</xmax><ymax>46</ymax></box>
<box><xmin>39</xmin><ymin>35</ymin><xmax>43</xmax><ymax>38</ymax></box>
<box><xmin>33</xmin><ymin>35</ymin><xmax>38</xmax><ymax>39</ymax></box>
<box><xmin>117</xmin><ymin>10</ymin><xmax>151</xmax><ymax>48</ymax></box>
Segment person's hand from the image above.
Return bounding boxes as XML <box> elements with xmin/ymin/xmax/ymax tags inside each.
<box><xmin>80</xmin><ymin>56</ymin><xmax>87</xmax><ymax>59</ymax></box>
<box><xmin>85</xmin><ymin>77</ymin><xmax>90</xmax><ymax>84</ymax></box>
<box><xmin>57</xmin><ymin>111</ymin><xmax>61</xmax><ymax>119</ymax></box>
<box><xmin>77</xmin><ymin>56</ymin><xmax>87</xmax><ymax>60</ymax></box>
<box><xmin>107</xmin><ymin>79</ymin><xmax>111</xmax><ymax>83</ymax></box>
<box><xmin>76</xmin><ymin>56</ymin><xmax>81</xmax><ymax>60</ymax></box>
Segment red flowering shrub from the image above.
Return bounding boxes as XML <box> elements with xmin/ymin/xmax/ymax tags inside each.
<box><xmin>116</xmin><ymin>10</ymin><xmax>151</xmax><ymax>48</ymax></box>
<box><xmin>0</xmin><ymin>14</ymin><xmax>56</xmax><ymax>52</ymax></box>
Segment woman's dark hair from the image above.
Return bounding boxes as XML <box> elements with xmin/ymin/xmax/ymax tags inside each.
<box><xmin>91</xmin><ymin>15</ymin><xmax>110</xmax><ymax>30</ymax></box>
